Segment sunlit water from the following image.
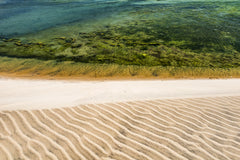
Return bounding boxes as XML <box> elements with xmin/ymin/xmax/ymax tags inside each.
<box><xmin>0</xmin><ymin>0</ymin><xmax>239</xmax><ymax>67</ymax></box>
<box><xmin>0</xmin><ymin>0</ymin><xmax>130</xmax><ymax>36</ymax></box>
<box><xmin>0</xmin><ymin>0</ymin><xmax>239</xmax><ymax>37</ymax></box>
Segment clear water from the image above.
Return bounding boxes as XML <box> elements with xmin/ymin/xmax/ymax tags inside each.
<box><xmin>0</xmin><ymin>0</ymin><xmax>239</xmax><ymax>67</ymax></box>
<box><xmin>0</xmin><ymin>0</ymin><xmax>129</xmax><ymax>36</ymax></box>
<box><xmin>0</xmin><ymin>0</ymin><xmax>238</xmax><ymax>37</ymax></box>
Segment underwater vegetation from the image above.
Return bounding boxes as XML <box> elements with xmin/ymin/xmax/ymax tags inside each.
<box><xmin>0</xmin><ymin>0</ymin><xmax>240</xmax><ymax>78</ymax></box>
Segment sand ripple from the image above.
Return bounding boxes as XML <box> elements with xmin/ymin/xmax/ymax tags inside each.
<box><xmin>0</xmin><ymin>96</ymin><xmax>240</xmax><ymax>160</ymax></box>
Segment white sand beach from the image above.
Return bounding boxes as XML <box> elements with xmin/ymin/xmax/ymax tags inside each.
<box><xmin>0</xmin><ymin>78</ymin><xmax>240</xmax><ymax>160</ymax></box>
<box><xmin>0</xmin><ymin>78</ymin><xmax>240</xmax><ymax>110</ymax></box>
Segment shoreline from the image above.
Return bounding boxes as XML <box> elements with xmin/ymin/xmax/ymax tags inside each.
<box><xmin>1</xmin><ymin>57</ymin><xmax>240</xmax><ymax>81</ymax></box>
<box><xmin>0</xmin><ymin>71</ymin><xmax>238</xmax><ymax>82</ymax></box>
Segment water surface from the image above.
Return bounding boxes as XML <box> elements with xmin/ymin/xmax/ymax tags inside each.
<box><xmin>0</xmin><ymin>0</ymin><xmax>239</xmax><ymax>67</ymax></box>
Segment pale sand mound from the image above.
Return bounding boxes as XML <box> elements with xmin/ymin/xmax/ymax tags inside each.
<box><xmin>0</xmin><ymin>96</ymin><xmax>240</xmax><ymax>160</ymax></box>
<box><xmin>1</xmin><ymin>78</ymin><xmax>240</xmax><ymax>110</ymax></box>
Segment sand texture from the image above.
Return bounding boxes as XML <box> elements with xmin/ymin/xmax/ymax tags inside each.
<box><xmin>0</xmin><ymin>96</ymin><xmax>240</xmax><ymax>160</ymax></box>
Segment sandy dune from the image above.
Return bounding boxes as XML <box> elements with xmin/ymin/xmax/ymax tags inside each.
<box><xmin>0</xmin><ymin>78</ymin><xmax>240</xmax><ymax>159</ymax></box>
<box><xmin>0</xmin><ymin>96</ymin><xmax>240</xmax><ymax>160</ymax></box>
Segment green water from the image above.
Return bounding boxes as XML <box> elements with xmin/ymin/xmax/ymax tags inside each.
<box><xmin>0</xmin><ymin>0</ymin><xmax>240</xmax><ymax>68</ymax></box>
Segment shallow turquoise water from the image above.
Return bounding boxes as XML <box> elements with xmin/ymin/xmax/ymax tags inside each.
<box><xmin>0</xmin><ymin>0</ymin><xmax>238</xmax><ymax>37</ymax></box>
<box><xmin>0</xmin><ymin>0</ymin><xmax>130</xmax><ymax>36</ymax></box>
<box><xmin>0</xmin><ymin>0</ymin><xmax>239</xmax><ymax>67</ymax></box>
